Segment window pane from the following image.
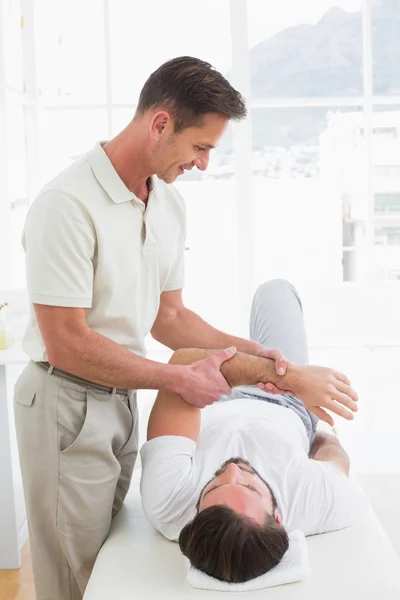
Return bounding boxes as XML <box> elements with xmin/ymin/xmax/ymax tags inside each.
<box><xmin>3</xmin><ymin>94</ymin><xmax>28</xmax><ymax>290</ymax></box>
<box><xmin>174</xmin><ymin>123</ymin><xmax>237</xmax><ymax>332</ymax></box>
<box><xmin>372</xmin><ymin>106</ymin><xmax>400</xmax><ymax>280</ymax></box>
<box><xmin>176</xmin><ymin>179</ymin><xmax>240</xmax><ymax>333</ymax></box>
<box><xmin>248</xmin><ymin>0</ymin><xmax>362</xmax><ymax>99</ymax></box>
<box><xmin>2</xmin><ymin>0</ymin><xmax>23</xmax><ymax>91</ymax></box>
<box><xmin>372</xmin><ymin>2</ymin><xmax>400</xmax><ymax>96</ymax></box>
<box><xmin>34</xmin><ymin>0</ymin><xmax>60</xmax><ymax>101</ymax></box>
<box><xmin>37</xmin><ymin>108</ymin><xmax>108</xmax><ymax>186</ymax></box>
<box><xmin>4</xmin><ymin>93</ymin><xmax>28</xmax><ymax>202</ymax></box>
<box><xmin>35</xmin><ymin>0</ymin><xmax>106</xmax><ymax>103</ymax></box>
<box><xmin>112</xmin><ymin>108</ymin><xmax>135</xmax><ymax>137</ymax></box>
<box><xmin>250</xmin><ymin>106</ymin><xmax>365</xmax><ymax>287</ymax></box>
<box><xmin>109</xmin><ymin>0</ymin><xmax>231</xmax><ymax>103</ymax></box>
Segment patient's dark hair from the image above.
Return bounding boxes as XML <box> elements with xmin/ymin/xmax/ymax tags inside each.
<box><xmin>136</xmin><ymin>56</ymin><xmax>247</xmax><ymax>132</ymax></box>
<box><xmin>179</xmin><ymin>505</ymin><xmax>289</xmax><ymax>583</ymax></box>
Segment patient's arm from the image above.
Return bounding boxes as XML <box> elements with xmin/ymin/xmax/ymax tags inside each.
<box><xmin>147</xmin><ymin>348</ymin><xmax>359</xmax><ymax>442</ymax></box>
<box><xmin>309</xmin><ymin>431</ymin><xmax>350</xmax><ymax>475</ymax></box>
<box><xmin>168</xmin><ymin>347</ymin><xmax>282</xmax><ymax>388</ymax></box>
<box><xmin>170</xmin><ymin>349</ymin><xmax>358</xmax><ymax>426</ymax></box>
<box><xmin>147</xmin><ymin>348</ymin><xmax>281</xmax><ymax>442</ymax></box>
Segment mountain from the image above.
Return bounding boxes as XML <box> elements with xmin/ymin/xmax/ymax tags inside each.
<box><xmin>250</xmin><ymin>8</ymin><xmax>362</xmax><ymax>99</ymax></box>
<box><xmin>223</xmin><ymin>0</ymin><xmax>400</xmax><ymax>151</ymax></box>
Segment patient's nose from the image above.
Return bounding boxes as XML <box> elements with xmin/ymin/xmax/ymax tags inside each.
<box><xmin>221</xmin><ymin>463</ymin><xmax>245</xmax><ymax>483</ymax></box>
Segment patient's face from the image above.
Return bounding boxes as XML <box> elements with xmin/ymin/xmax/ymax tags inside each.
<box><xmin>197</xmin><ymin>458</ymin><xmax>282</xmax><ymax>526</ymax></box>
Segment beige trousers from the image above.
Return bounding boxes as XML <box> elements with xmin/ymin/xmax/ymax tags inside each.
<box><xmin>13</xmin><ymin>361</ymin><xmax>138</xmax><ymax>600</ymax></box>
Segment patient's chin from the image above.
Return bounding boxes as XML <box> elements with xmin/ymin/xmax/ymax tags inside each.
<box><xmin>215</xmin><ymin>457</ymin><xmax>254</xmax><ymax>476</ymax></box>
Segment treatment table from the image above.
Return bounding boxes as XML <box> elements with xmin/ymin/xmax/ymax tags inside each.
<box><xmin>84</xmin><ymin>471</ymin><xmax>400</xmax><ymax>599</ymax></box>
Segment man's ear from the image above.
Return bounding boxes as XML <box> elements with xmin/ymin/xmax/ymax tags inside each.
<box><xmin>275</xmin><ymin>512</ymin><xmax>282</xmax><ymax>526</ymax></box>
<box><xmin>150</xmin><ymin>111</ymin><xmax>171</xmax><ymax>139</ymax></box>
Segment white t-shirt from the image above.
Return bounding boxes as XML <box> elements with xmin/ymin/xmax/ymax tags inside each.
<box><xmin>22</xmin><ymin>142</ymin><xmax>186</xmax><ymax>362</ymax></box>
<box><xmin>140</xmin><ymin>399</ymin><xmax>369</xmax><ymax>541</ymax></box>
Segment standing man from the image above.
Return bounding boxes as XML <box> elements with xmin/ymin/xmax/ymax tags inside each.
<box><xmin>14</xmin><ymin>57</ymin><xmax>287</xmax><ymax>600</ymax></box>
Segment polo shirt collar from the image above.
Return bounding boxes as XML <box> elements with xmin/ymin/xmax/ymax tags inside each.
<box><xmin>87</xmin><ymin>142</ymin><xmax>152</xmax><ymax>205</ymax></box>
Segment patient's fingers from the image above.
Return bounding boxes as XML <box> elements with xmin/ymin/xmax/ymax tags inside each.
<box><xmin>333</xmin><ymin>370</ymin><xmax>351</xmax><ymax>386</ymax></box>
<box><xmin>325</xmin><ymin>397</ymin><xmax>355</xmax><ymax>420</ymax></box>
<box><xmin>332</xmin><ymin>390</ymin><xmax>358</xmax><ymax>413</ymax></box>
<box><xmin>311</xmin><ymin>407</ymin><xmax>335</xmax><ymax>427</ymax></box>
<box><xmin>335</xmin><ymin>381</ymin><xmax>358</xmax><ymax>402</ymax></box>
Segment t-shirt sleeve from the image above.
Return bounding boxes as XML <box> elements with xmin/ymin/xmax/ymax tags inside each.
<box><xmin>286</xmin><ymin>459</ymin><xmax>370</xmax><ymax>536</ymax></box>
<box><xmin>163</xmin><ymin>186</ymin><xmax>186</xmax><ymax>292</ymax></box>
<box><xmin>140</xmin><ymin>435</ymin><xmax>197</xmax><ymax>540</ymax></box>
<box><xmin>163</xmin><ymin>245</ymin><xmax>185</xmax><ymax>292</ymax></box>
<box><xmin>23</xmin><ymin>190</ymin><xmax>95</xmax><ymax>307</ymax></box>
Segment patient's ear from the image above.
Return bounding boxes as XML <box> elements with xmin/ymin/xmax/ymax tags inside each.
<box><xmin>274</xmin><ymin>512</ymin><xmax>282</xmax><ymax>526</ymax></box>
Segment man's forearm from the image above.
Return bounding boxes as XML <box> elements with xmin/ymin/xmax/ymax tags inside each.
<box><xmin>152</xmin><ymin>307</ymin><xmax>261</xmax><ymax>355</ymax></box>
<box><xmin>48</xmin><ymin>328</ymin><xmax>182</xmax><ymax>391</ymax></box>
<box><xmin>309</xmin><ymin>432</ymin><xmax>350</xmax><ymax>475</ymax></box>
<box><xmin>171</xmin><ymin>347</ymin><xmax>281</xmax><ymax>388</ymax></box>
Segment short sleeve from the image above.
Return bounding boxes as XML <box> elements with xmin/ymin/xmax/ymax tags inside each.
<box><xmin>163</xmin><ymin>185</ymin><xmax>186</xmax><ymax>292</ymax></box>
<box><xmin>23</xmin><ymin>190</ymin><xmax>95</xmax><ymax>307</ymax></box>
<box><xmin>163</xmin><ymin>246</ymin><xmax>185</xmax><ymax>292</ymax></box>
<box><xmin>140</xmin><ymin>436</ymin><xmax>197</xmax><ymax>540</ymax></box>
<box><xmin>285</xmin><ymin>459</ymin><xmax>370</xmax><ymax>536</ymax></box>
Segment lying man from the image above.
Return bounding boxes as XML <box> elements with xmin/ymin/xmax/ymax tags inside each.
<box><xmin>140</xmin><ymin>279</ymin><xmax>369</xmax><ymax>583</ymax></box>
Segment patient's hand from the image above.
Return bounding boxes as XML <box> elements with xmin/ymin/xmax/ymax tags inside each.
<box><xmin>277</xmin><ymin>363</ymin><xmax>359</xmax><ymax>426</ymax></box>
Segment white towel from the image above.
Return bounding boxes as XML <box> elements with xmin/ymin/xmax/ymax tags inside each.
<box><xmin>185</xmin><ymin>529</ymin><xmax>311</xmax><ymax>592</ymax></box>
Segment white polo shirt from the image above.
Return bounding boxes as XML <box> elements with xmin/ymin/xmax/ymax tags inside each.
<box><xmin>22</xmin><ymin>142</ymin><xmax>186</xmax><ymax>362</ymax></box>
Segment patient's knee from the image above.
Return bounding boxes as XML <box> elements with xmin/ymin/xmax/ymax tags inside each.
<box><xmin>256</xmin><ymin>278</ymin><xmax>296</xmax><ymax>296</ymax></box>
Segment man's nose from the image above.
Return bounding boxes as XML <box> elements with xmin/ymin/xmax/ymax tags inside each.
<box><xmin>221</xmin><ymin>463</ymin><xmax>245</xmax><ymax>483</ymax></box>
<box><xmin>194</xmin><ymin>153</ymin><xmax>210</xmax><ymax>171</ymax></box>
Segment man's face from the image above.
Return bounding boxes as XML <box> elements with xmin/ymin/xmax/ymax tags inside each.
<box><xmin>197</xmin><ymin>458</ymin><xmax>282</xmax><ymax>526</ymax></box>
<box><xmin>153</xmin><ymin>113</ymin><xmax>229</xmax><ymax>184</ymax></box>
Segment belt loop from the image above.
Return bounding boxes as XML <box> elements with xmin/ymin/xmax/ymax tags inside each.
<box><xmin>112</xmin><ymin>387</ymin><xmax>117</xmax><ymax>395</ymax></box>
<box><xmin>47</xmin><ymin>365</ymin><xmax>54</xmax><ymax>375</ymax></box>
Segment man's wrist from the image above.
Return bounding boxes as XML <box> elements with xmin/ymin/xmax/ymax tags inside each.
<box><xmin>277</xmin><ymin>361</ymin><xmax>303</xmax><ymax>392</ymax></box>
<box><xmin>161</xmin><ymin>363</ymin><xmax>190</xmax><ymax>394</ymax></box>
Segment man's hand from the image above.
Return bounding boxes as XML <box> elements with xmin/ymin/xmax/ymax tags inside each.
<box><xmin>254</xmin><ymin>347</ymin><xmax>292</xmax><ymax>395</ymax></box>
<box><xmin>172</xmin><ymin>347</ymin><xmax>237</xmax><ymax>408</ymax></box>
<box><xmin>280</xmin><ymin>363</ymin><xmax>358</xmax><ymax>426</ymax></box>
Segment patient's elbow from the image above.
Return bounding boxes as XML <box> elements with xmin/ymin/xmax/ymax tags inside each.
<box><xmin>168</xmin><ymin>349</ymin><xmax>187</xmax><ymax>365</ymax></box>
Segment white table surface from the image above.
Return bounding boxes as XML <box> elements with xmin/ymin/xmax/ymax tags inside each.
<box><xmin>0</xmin><ymin>340</ymin><xmax>28</xmax><ymax>365</ymax></box>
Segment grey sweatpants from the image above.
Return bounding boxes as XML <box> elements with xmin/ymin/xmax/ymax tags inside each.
<box><xmin>227</xmin><ymin>279</ymin><xmax>319</xmax><ymax>446</ymax></box>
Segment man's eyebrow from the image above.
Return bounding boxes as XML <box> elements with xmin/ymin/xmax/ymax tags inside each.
<box><xmin>196</xmin><ymin>143</ymin><xmax>217</xmax><ymax>149</ymax></box>
<box><xmin>203</xmin><ymin>483</ymin><xmax>261</xmax><ymax>499</ymax></box>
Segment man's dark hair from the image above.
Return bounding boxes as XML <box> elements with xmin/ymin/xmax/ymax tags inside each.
<box><xmin>179</xmin><ymin>505</ymin><xmax>289</xmax><ymax>583</ymax></box>
<box><xmin>136</xmin><ymin>56</ymin><xmax>247</xmax><ymax>132</ymax></box>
